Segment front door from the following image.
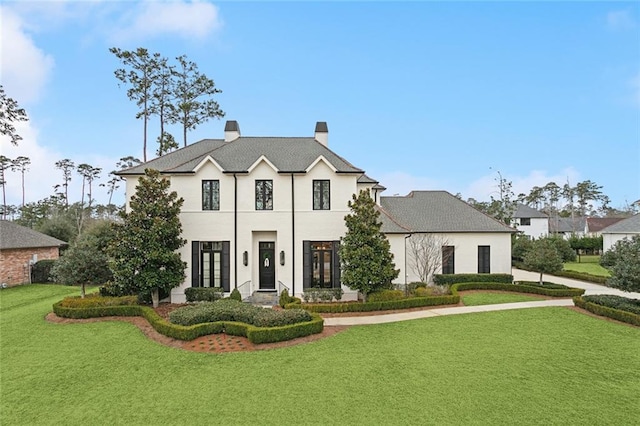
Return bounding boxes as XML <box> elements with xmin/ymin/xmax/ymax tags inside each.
<box><xmin>259</xmin><ymin>242</ymin><xmax>275</xmax><ymax>290</ymax></box>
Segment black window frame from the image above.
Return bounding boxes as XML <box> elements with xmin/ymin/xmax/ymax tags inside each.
<box><xmin>191</xmin><ymin>240</ymin><xmax>230</xmax><ymax>292</ymax></box>
<box><xmin>478</xmin><ymin>245</ymin><xmax>491</xmax><ymax>274</ymax></box>
<box><xmin>202</xmin><ymin>180</ymin><xmax>220</xmax><ymax>211</ymax></box>
<box><xmin>303</xmin><ymin>240</ymin><xmax>341</xmax><ymax>289</ymax></box>
<box><xmin>442</xmin><ymin>246</ymin><xmax>455</xmax><ymax>275</ymax></box>
<box><xmin>255</xmin><ymin>180</ymin><xmax>273</xmax><ymax>210</ymax></box>
<box><xmin>520</xmin><ymin>218</ymin><xmax>531</xmax><ymax>226</ymax></box>
<box><xmin>313</xmin><ymin>180</ymin><xmax>331</xmax><ymax>210</ymax></box>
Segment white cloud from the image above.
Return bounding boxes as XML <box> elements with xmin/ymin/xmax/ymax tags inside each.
<box><xmin>1</xmin><ymin>122</ymin><xmax>122</xmax><ymax>208</ymax></box>
<box><xmin>0</xmin><ymin>6</ymin><xmax>55</xmax><ymax>104</ymax></box>
<box><xmin>110</xmin><ymin>0</ymin><xmax>223</xmax><ymax>44</ymax></box>
<box><xmin>607</xmin><ymin>10</ymin><xmax>636</xmax><ymax>31</ymax></box>
<box><xmin>463</xmin><ymin>168</ymin><xmax>581</xmax><ymax>202</ymax></box>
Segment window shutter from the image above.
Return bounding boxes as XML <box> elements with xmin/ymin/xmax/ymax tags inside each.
<box><xmin>191</xmin><ymin>241</ymin><xmax>200</xmax><ymax>287</ymax></box>
<box><xmin>222</xmin><ymin>241</ymin><xmax>230</xmax><ymax>292</ymax></box>
<box><xmin>332</xmin><ymin>240</ymin><xmax>341</xmax><ymax>288</ymax></box>
<box><xmin>303</xmin><ymin>240</ymin><xmax>311</xmax><ymax>289</ymax></box>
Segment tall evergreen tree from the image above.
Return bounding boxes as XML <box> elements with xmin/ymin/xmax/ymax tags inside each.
<box><xmin>168</xmin><ymin>54</ymin><xmax>224</xmax><ymax>147</ymax></box>
<box><xmin>54</xmin><ymin>159</ymin><xmax>75</xmax><ymax>208</ymax></box>
<box><xmin>108</xmin><ymin>169</ymin><xmax>186</xmax><ymax>307</ymax></box>
<box><xmin>339</xmin><ymin>190</ymin><xmax>398</xmax><ymax>302</ymax></box>
<box><xmin>11</xmin><ymin>156</ymin><xmax>30</xmax><ymax>207</ymax></box>
<box><xmin>0</xmin><ymin>85</ymin><xmax>29</xmax><ymax>146</ymax></box>
<box><xmin>110</xmin><ymin>47</ymin><xmax>162</xmax><ymax>162</ymax></box>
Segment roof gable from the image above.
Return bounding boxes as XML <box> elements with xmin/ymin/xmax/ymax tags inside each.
<box><xmin>600</xmin><ymin>214</ymin><xmax>640</xmax><ymax>234</ymax></box>
<box><xmin>514</xmin><ymin>204</ymin><xmax>548</xmax><ymax>218</ymax></box>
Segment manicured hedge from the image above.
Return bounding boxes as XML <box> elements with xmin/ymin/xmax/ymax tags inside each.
<box><xmin>185</xmin><ymin>287</ymin><xmax>224</xmax><ymax>302</ymax></box>
<box><xmin>434</xmin><ymin>273</ymin><xmax>513</xmax><ymax>285</ymax></box>
<box><xmin>452</xmin><ymin>282</ymin><xmax>585</xmax><ymax>297</ymax></box>
<box><xmin>285</xmin><ymin>294</ymin><xmax>459</xmax><ymax>313</ymax></box>
<box><xmin>53</xmin><ymin>297</ymin><xmax>324</xmax><ymax>343</ymax></box>
<box><xmin>513</xmin><ymin>262</ymin><xmax>608</xmax><ymax>284</ymax></box>
<box><xmin>368</xmin><ymin>290</ymin><xmax>405</xmax><ymax>302</ymax></box>
<box><xmin>580</xmin><ymin>295</ymin><xmax>640</xmax><ymax>315</ymax></box>
<box><xmin>573</xmin><ymin>296</ymin><xmax>640</xmax><ymax>327</ymax></box>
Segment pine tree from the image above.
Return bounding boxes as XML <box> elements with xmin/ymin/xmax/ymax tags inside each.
<box><xmin>339</xmin><ymin>190</ymin><xmax>398</xmax><ymax>302</ymax></box>
<box><xmin>108</xmin><ymin>169</ymin><xmax>186</xmax><ymax>307</ymax></box>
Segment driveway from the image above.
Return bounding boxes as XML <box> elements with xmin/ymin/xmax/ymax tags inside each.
<box><xmin>512</xmin><ymin>268</ymin><xmax>640</xmax><ymax>299</ymax></box>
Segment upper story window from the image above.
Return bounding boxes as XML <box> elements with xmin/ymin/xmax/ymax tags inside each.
<box><xmin>255</xmin><ymin>180</ymin><xmax>273</xmax><ymax>210</ymax></box>
<box><xmin>313</xmin><ymin>180</ymin><xmax>330</xmax><ymax>210</ymax></box>
<box><xmin>202</xmin><ymin>180</ymin><xmax>220</xmax><ymax>210</ymax></box>
<box><xmin>520</xmin><ymin>218</ymin><xmax>531</xmax><ymax>226</ymax></box>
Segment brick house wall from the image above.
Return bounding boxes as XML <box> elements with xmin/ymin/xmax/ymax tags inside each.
<box><xmin>0</xmin><ymin>247</ymin><xmax>60</xmax><ymax>286</ymax></box>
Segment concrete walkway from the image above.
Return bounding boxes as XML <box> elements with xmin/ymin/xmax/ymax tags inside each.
<box><xmin>323</xmin><ymin>268</ymin><xmax>639</xmax><ymax>326</ymax></box>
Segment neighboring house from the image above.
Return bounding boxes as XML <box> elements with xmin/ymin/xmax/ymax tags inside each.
<box><xmin>0</xmin><ymin>220</ymin><xmax>67</xmax><ymax>286</ymax></box>
<box><xmin>584</xmin><ymin>217</ymin><xmax>625</xmax><ymax>237</ymax></box>
<box><xmin>549</xmin><ymin>217</ymin><xmax>586</xmax><ymax>239</ymax></box>
<box><xmin>512</xmin><ymin>204</ymin><xmax>548</xmax><ymax>238</ymax></box>
<box><xmin>119</xmin><ymin>121</ymin><xmax>515</xmax><ymax>302</ymax></box>
<box><xmin>601</xmin><ymin>214</ymin><xmax>640</xmax><ymax>252</ymax></box>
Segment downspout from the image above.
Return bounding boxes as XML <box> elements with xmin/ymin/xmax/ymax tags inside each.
<box><xmin>234</xmin><ymin>173</ymin><xmax>238</xmax><ymax>289</ymax></box>
<box><xmin>404</xmin><ymin>233</ymin><xmax>411</xmax><ymax>292</ymax></box>
<box><xmin>291</xmin><ymin>173</ymin><xmax>295</xmax><ymax>296</ymax></box>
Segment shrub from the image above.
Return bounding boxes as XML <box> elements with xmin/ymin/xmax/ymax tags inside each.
<box><xmin>230</xmin><ymin>288</ymin><xmax>242</xmax><ymax>301</ymax></box>
<box><xmin>453</xmin><ymin>282</ymin><xmax>584</xmax><ymax>297</ymax></box>
<box><xmin>514</xmin><ymin>281</ymin><xmax>568</xmax><ymax>289</ymax></box>
<box><xmin>185</xmin><ymin>287</ymin><xmax>224</xmax><ymax>302</ymax></box>
<box><xmin>169</xmin><ymin>299</ymin><xmax>312</xmax><ymax>328</ymax></box>
<box><xmin>368</xmin><ymin>289</ymin><xmax>405</xmax><ymax>302</ymax></box>
<box><xmin>279</xmin><ymin>289</ymin><xmax>291</xmax><ymax>307</ymax></box>
<box><xmin>573</xmin><ymin>296</ymin><xmax>640</xmax><ymax>327</ymax></box>
<box><xmin>581</xmin><ymin>295</ymin><xmax>640</xmax><ymax>315</ymax></box>
<box><xmin>434</xmin><ymin>274</ymin><xmax>513</xmax><ymax>285</ymax></box>
<box><xmin>302</xmin><ymin>288</ymin><xmax>342</xmax><ymax>303</ymax></box>
<box><xmin>414</xmin><ymin>286</ymin><xmax>449</xmax><ymax>297</ymax></box>
<box><xmin>58</xmin><ymin>294</ymin><xmax>138</xmax><ymax>308</ymax></box>
<box><xmin>247</xmin><ymin>314</ymin><xmax>324</xmax><ymax>344</ymax></box>
<box><xmin>31</xmin><ymin>259</ymin><xmax>57</xmax><ymax>283</ymax></box>
<box><xmin>288</xmin><ymin>295</ymin><xmax>459</xmax><ymax>313</ymax></box>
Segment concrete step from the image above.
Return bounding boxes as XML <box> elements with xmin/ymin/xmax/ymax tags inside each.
<box><xmin>244</xmin><ymin>291</ymin><xmax>279</xmax><ymax>306</ymax></box>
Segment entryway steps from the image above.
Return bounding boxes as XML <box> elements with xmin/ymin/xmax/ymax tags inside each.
<box><xmin>244</xmin><ymin>291</ymin><xmax>279</xmax><ymax>306</ymax></box>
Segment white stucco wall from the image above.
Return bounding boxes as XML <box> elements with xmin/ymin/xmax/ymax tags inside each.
<box><xmin>513</xmin><ymin>217</ymin><xmax>548</xmax><ymax>239</ymax></box>
<box><xmin>400</xmin><ymin>232</ymin><xmax>512</xmax><ymax>284</ymax></box>
<box><xmin>603</xmin><ymin>233</ymin><xmax>638</xmax><ymax>253</ymax></box>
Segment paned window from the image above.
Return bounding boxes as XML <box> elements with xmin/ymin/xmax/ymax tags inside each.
<box><xmin>313</xmin><ymin>180</ymin><xmax>330</xmax><ymax>210</ymax></box>
<box><xmin>478</xmin><ymin>245</ymin><xmax>491</xmax><ymax>274</ymax></box>
<box><xmin>442</xmin><ymin>246</ymin><xmax>455</xmax><ymax>275</ymax></box>
<box><xmin>202</xmin><ymin>180</ymin><xmax>220</xmax><ymax>210</ymax></box>
<box><xmin>520</xmin><ymin>218</ymin><xmax>531</xmax><ymax>226</ymax></box>
<box><xmin>255</xmin><ymin>180</ymin><xmax>273</xmax><ymax>210</ymax></box>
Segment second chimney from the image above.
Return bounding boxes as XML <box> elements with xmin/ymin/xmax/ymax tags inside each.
<box><xmin>314</xmin><ymin>122</ymin><xmax>328</xmax><ymax>147</ymax></box>
<box><xmin>224</xmin><ymin>120</ymin><xmax>240</xmax><ymax>142</ymax></box>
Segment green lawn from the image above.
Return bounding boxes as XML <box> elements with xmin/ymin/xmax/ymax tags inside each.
<box><xmin>563</xmin><ymin>261</ymin><xmax>611</xmax><ymax>277</ymax></box>
<box><xmin>461</xmin><ymin>292</ymin><xmax>546</xmax><ymax>306</ymax></box>
<box><xmin>2</xmin><ymin>285</ymin><xmax>639</xmax><ymax>425</ymax></box>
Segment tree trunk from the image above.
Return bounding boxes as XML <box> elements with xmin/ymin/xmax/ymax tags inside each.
<box><xmin>539</xmin><ymin>271</ymin><xmax>543</xmax><ymax>286</ymax></box>
<box><xmin>81</xmin><ymin>283</ymin><xmax>86</xmax><ymax>299</ymax></box>
<box><xmin>151</xmin><ymin>288</ymin><xmax>160</xmax><ymax>308</ymax></box>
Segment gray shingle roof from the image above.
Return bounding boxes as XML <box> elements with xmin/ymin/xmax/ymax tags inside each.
<box><xmin>357</xmin><ymin>174</ymin><xmax>378</xmax><ymax>184</ymax></box>
<box><xmin>0</xmin><ymin>220</ymin><xmax>67</xmax><ymax>250</ymax></box>
<box><xmin>549</xmin><ymin>217</ymin><xmax>586</xmax><ymax>233</ymax></box>
<box><xmin>118</xmin><ymin>137</ymin><xmax>363</xmax><ymax>175</ymax></box>
<box><xmin>514</xmin><ymin>204</ymin><xmax>548</xmax><ymax>218</ymax></box>
<box><xmin>599</xmin><ymin>214</ymin><xmax>640</xmax><ymax>234</ymax></box>
<box><xmin>379</xmin><ymin>191</ymin><xmax>515</xmax><ymax>233</ymax></box>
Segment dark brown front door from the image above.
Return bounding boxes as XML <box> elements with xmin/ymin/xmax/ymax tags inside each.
<box><xmin>259</xmin><ymin>242</ymin><xmax>275</xmax><ymax>290</ymax></box>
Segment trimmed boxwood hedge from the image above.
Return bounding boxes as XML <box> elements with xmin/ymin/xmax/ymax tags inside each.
<box><xmin>434</xmin><ymin>273</ymin><xmax>513</xmax><ymax>285</ymax></box>
<box><xmin>573</xmin><ymin>296</ymin><xmax>640</xmax><ymax>327</ymax></box>
<box><xmin>52</xmin><ymin>297</ymin><xmax>324</xmax><ymax>343</ymax></box>
<box><xmin>184</xmin><ymin>287</ymin><xmax>224</xmax><ymax>302</ymax></box>
<box><xmin>513</xmin><ymin>262</ymin><xmax>608</xmax><ymax>284</ymax></box>
<box><xmin>286</xmin><ymin>281</ymin><xmax>585</xmax><ymax>313</ymax></box>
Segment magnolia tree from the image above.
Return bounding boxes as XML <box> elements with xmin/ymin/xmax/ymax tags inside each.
<box><xmin>523</xmin><ymin>238</ymin><xmax>563</xmax><ymax>285</ymax></box>
<box><xmin>600</xmin><ymin>235</ymin><xmax>640</xmax><ymax>293</ymax></box>
<box><xmin>339</xmin><ymin>190</ymin><xmax>398</xmax><ymax>302</ymax></box>
<box><xmin>108</xmin><ymin>169</ymin><xmax>186</xmax><ymax>307</ymax></box>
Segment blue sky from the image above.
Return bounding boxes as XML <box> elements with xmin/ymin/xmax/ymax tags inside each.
<box><xmin>1</xmin><ymin>1</ymin><xmax>639</xmax><ymax>210</ymax></box>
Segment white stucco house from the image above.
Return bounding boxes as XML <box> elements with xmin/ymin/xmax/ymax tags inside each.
<box><xmin>512</xmin><ymin>204</ymin><xmax>548</xmax><ymax>238</ymax></box>
<box><xmin>119</xmin><ymin>121</ymin><xmax>515</xmax><ymax>303</ymax></box>
<box><xmin>601</xmin><ymin>214</ymin><xmax>640</xmax><ymax>253</ymax></box>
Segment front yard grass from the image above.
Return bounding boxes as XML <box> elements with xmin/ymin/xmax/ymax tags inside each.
<box><xmin>461</xmin><ymin>292</ymin><xmax>546</xmax><ymax>306</ymax></box>
<box><xmin>563</xmin><ymin>262</ymin><xmax>611</xmax><ymax>277</ymax></box>
<box><xmin>1</xmin><ymin>284</ymin><xmax>639</xmax><ymax>425</ymax></box>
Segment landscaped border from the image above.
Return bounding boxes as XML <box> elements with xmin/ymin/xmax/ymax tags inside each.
<box><xmin>572</xmin><ymin>296</ymin><xmax>640</xmax><ymax>327</ymax></box>
<box><xmin>52</xmin><ymin>301</ymin><xmax>324</xmax><ymax>344</ymax></box>
<box><xmin>286</xmin><ymin>282</ymin><xmax>585</xmax><ymax>313</ymax></box>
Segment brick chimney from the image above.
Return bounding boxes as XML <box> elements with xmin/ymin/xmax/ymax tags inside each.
<box><xmin>314</xmin><ymin>122</ymin><xmax>328</xmax><ymax>147</ymax></box>
<box><xmin>224</xmin><ymin>120</ymin><xmax>240</xmax><ymax>142</ymax></box>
